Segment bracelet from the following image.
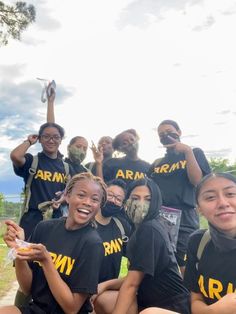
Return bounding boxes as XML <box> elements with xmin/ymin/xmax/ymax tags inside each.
<box><xmin>23</xmin><ymin>139</ymin><xmax>32</xmax><ymax>146</ymax></box>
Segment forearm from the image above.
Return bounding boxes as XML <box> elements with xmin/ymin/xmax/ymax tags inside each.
<box><xmin>47</xmin><ymin>100</ymin><xmax>55</xmax><ymax>123</ymax></box>
<box><xmin>95</xmin><ymin>162</ymin><xmax>104</xmax><ymax>180</ymax></box>
<box><xmin>42</xmin><ymin>258</ymin><xmax>85</xmax><ymax>313</ymax></box>
<box><xmin>112</xmin><ymin>282</ymin><xmax>137</xmax><ymax>314</ymax></box>
<box><xmin>15</xmin><ymin>260</ymin><xmax>33</xmax><ymax>295</ymax></box>
<box><xmin>192</xmin><ymin>300</ymin><xmax>217</xmax><ymax>314</ymax></box>
<box><xmin>10</xmin><ymin>141</ymin><xmax>30</xmax><ymax>167</ymax></box>
<box><xmin>185</xmin><ymin>150</ymin><xmax>203</xmax><ymax>186</ymax></box>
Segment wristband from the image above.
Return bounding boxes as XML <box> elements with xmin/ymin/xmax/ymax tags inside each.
<box><xmin>23</xmin><ymin>139</ymin><xmax>32</xmax><ymax>146</ymax></box>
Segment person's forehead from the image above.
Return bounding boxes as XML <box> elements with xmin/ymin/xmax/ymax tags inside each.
<box><xmin>158</xmin><ymin>124</ymin><xmax>177</xmax><ymax>133</ymax></box>
<box><xmin>73</xmin><ymin>138</ymin><xmax>88</xmax><ymax>146</ymax></box>
<box><xmin>107</xmin><ymin>185</ymin><xmax>125</xmax><ymax>196</ymax></box>
<box><xmin>42</xmin><ymin>127</ymin><xmax>60</xmax><ymax>135</ymax></box>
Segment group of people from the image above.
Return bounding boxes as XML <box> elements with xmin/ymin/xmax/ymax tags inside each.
<box><xmin>1</xmin><ymin>87</ymin><xmax>236</xmax><ymax>314</ymax></box>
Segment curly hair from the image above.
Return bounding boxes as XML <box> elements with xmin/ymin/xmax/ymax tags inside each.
<box><xmin>65</xmin><ymin>172</ymin><xmax>107</xmax><ymax>208</ymax></box>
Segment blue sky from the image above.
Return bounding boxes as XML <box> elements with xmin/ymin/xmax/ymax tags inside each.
<box><xmin>1</xmin><ymin>0</ymin><xmax>236</xmax><ymax>197</ymax></box>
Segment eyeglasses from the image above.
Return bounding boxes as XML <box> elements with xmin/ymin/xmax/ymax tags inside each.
<box><xmin>107</xmin><ymin>192</ymin><xmax>124</xmax><ymax>205</ymax></box>
<box><xmin>41</xmin><ymin>134</ymin><xmax>62</xmax><ymax>142</ymax></box>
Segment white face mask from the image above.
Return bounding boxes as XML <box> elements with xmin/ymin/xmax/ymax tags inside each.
<box><xmin>125</xmin><ymin>199</ymin><xmax>150</xmax><ymax>225</ymax></box>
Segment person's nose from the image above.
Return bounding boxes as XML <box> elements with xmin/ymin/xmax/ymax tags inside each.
<box><xmin>217</xmin><ymin>194</ymin><xmax>230</xmax><ymax>209</ymax></box>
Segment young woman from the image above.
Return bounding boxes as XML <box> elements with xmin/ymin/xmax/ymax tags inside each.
<box><xmin>95</xmin><ymin>178</ymin><xmax>131</xmax><ymax>283</ymax></box>
<box><xmin>0</xmin><ymin>172</ymin><xmax>107</xmax><ymax>314</ymax></box>
<box><xmin>184</xmin><ymin>172</ymin><xmax>236</xmax><ymax>314</ymax></box>
<box><xmin>100</xmin><ymin>129</ymin><xmax>150</xmax><ymax>187</ymax></box>
<box><xmin>10</xmin><ymin>122</ymin><xmax>69</xmax><ymax>239</ymax></box>
<box><xmin>148</xmin><ymin>119</ymin><xmax>211</xmax><ymax>274</ymax></box>
<box><xmin>94</xmin><ymin>178</ymin><xmax>190</xmax><ymax>314</ymax></box>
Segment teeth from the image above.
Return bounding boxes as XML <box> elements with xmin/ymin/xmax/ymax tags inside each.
<box><xmin>78</xmin><ymin>208</ymin><xmax>90</xmax><ymax>214</ymax></box>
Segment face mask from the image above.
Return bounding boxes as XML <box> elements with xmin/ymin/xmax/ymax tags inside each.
<box><xmin>101</xmin><ymin>201</ymin><xmax>123</xmax><ymax>217</ymax></box>
<box><xmin>68</xmin><ymin>146</ymin><xmax>86</xmax><ymax>164</ymax></box>
<box><xmin>125</xmin><ymin>199</ymin><xmax>150</xmax><ymax>225</ymax></box>
<box><xmin>160</xmin><ymin>133</ymin><xmax>180</xmax><ymax>146</ymax></box>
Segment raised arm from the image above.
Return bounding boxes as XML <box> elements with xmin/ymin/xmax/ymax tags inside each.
<box><xmin>46</xmin><ymin>82</ymin><xmax>56</xmax><ymax>123</ymax></box>
<box><xmin>10</xmin><ymin>134</ymin><xmax>38</xmax><ymax>167</ymax></box>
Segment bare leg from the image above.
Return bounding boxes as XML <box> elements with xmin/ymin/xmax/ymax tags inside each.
<box><xmin>0</xmin><ymin>306</ymin><xmax>21</xmax><ymax>314</ymax></box>
<box><xmin>94</xmin><ymin>290</ymin><xmax>138</xmax><ymax>314</ymax></box>
<box><xmin>140</xmin><ymin>308</ymin><xmax>180</xmax><ymax>314</ymax></box>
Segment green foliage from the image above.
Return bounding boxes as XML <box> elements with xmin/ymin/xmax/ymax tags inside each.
<box><xmin>209</xmin><ymin>157</ymin><xmax>236</xmax><ymax>175</ymax></box>
<box><xmin>0</xmin><ymin>1</ymin><xmax>35</xmax><ymax>46</ymax></box>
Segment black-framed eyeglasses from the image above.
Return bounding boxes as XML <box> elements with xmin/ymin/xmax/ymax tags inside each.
<box><xmin>107</xmin><ymin>192</ymin><xmax>124</xmax><ymax>205</ymax></box>
<box><xmin>41</xmin><ymin>134</ymin><xmax>62</xmax><ymax>142</ymax></box>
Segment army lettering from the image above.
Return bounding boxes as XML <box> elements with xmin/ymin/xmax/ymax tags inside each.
<box><xmin>35</xmin><ymin>170</ymin><xmax>67</xmax><ymax>183</ymax></box>
<box><xmin>198</xmin><ymin>274</ymin><xmax>236</xmax><ymax>300</ymax></box>
<box><xmin>154</xmin><ymin>160</ymin><xmax>187</xmax><ymax>174</ymax></box>
<box><xmin>34</xmin><ymin>252</ymin><xmax>75</xmax><ymax>276</ymax></box>
<box><xmin>116</xmin><ymin>169</ymin><xmax>145</xmax><ymax>180</ymax></box>
<box><xmin>103</xmin><ymin>238</ymin><xmax>123</xmax><ymax>256</ymax></box>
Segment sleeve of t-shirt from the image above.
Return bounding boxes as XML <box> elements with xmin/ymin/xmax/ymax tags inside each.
<box><xmin>193</xmin><ymin>148</ymin><xmax>211</xmax><ymax>176</ymax></box>
<box><xmin>128</xmin><ymin>223</ymin><xmax>166</xmax><ymax>277</ymax></box>
<box><xmin>69</xmin><ymin>237</ymin><xmax>104</xmax><ymax>295</ymax></box>
<box><xmin>13</xmin><ymin>153</ymin><xmax>33</xmax><ymax>182</ymax></box>
<box><xmin>184</xmin><ymin>230</ymin><xmax>203</xmax><ymax>293</ymax></box>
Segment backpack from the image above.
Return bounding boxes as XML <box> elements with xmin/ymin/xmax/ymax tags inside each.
<box><xmin>21</xmin><ymin>155</ymin><xmax>70</xmax><ymax>217</ymax></box>
<box><xmin>196</xmin><ymin>229</ymin><xmax>211</xmax><ymax>270</ymax></box>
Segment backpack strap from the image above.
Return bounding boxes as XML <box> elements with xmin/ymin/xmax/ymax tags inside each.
<box><xmin>196</xmin><ymin>229</ymin><xmax>211</xmax><ymax>269</ymax></box>
<box><xmin>22</xmin><ymin>155</ymin><xmax>38</xmax><ymax>215</ymax></box>
<box><xmin>112</xmin><ymin>217</ymin><xmax>129</xmax><ymax>243</ymax></box>
<box><xmin>153</xmin><ymin>157</ymin><xmax>163</xmax><ymax>167</ymax></box>
<box><xmin>62</xmin><ymin>160</ymin><xmax>70</xmax><ymax>182</ymax></box>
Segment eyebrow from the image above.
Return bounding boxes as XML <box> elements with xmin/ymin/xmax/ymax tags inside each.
<box><xmin>201</xmin><ymin>185</ymin><xmax>236</xmax><ymax>195</ymax></box>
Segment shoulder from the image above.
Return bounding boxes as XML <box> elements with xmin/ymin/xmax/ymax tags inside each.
<box><xmin>188</xmin><ymin>228</ymin><xmax>209</xmax><ymax>252</ymax></box>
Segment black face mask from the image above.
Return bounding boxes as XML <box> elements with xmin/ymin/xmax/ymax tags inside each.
<box><xmin>160</xmin><ymin>133</ymin><xmax>180</xmax><ymax>145</ymax></box>
<box><xmin>101</xmin><ymin>201</ymin><xmax>123</xmax><ymax>217</ymax></box>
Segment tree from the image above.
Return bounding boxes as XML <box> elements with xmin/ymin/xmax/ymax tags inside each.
<box><xmin>209</xmin><ymin>157</ymin><xmax>236</xmax><ymax>174</ymax></box>
<box><xmin>0</xmin><ymin>1</ymin><xmax>35</xmax><ymax>46</ymax></box>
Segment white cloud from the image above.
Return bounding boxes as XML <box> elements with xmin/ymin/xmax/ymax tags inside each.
<box><xmin>1</xmin><ymin>0</ymin><xmax>236</xmax><ymax>193</ymax></box>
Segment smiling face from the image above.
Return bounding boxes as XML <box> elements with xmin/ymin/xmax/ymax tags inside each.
<box><xmin>197</xmin><ymin>176</ymin><xmax>236</xmax><ymax>237</ymax></box>
<box><xmin>66</xmin><ymin>178</ymin><xmax>103</xmax><ymax>229</ymax></box>
<box><xmin>39</xmin><ymin>126</ymin><xmax>62</xmax><ymax>155</ymax></box>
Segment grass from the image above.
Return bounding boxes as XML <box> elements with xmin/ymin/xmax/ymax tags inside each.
<box><xmin>0</xmin><ymin>221</ymin><xmax>17</xmax><ymax>299</ymax></box>
<box><xmin>0</xmin><ymin>245</ymin><xmax>16</xmax><ymax>298</ymax></box>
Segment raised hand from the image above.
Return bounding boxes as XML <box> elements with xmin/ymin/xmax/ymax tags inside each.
<box><xmin>4</xmin><ymin>220</ymin><xmax>25</xmax><ymax>248</ymax></box>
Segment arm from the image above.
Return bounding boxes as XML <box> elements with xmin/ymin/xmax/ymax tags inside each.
<box><xmin>46</xmin><ymin>84</ymin><xmax>56</xmax><ymax>123</ymax></box>
<box><xmin>10</xmin><ymin>134</ymin><xmax>38</xmax><ymax>167</ymax></box>
<box><xmin>167</xmin><ymin>141</ymin><xmax>203</xmax><ymax>186</ymax></box>
<box><xmin>90</xmin><ymin>141</ymin><xmax>104</xmax><ymax>179</ymax></box>
<box><xmin>3</xmin><ymin>220</ymin><xmax>33</xmax><ymax>295</ymax></box>
<box><xmin>17</xmin><ymin>243</ymin><xmax>88</xmax><ymax>314</ymax></box>
<box><xmin>191</xmin><ymin>291</ymin><xmax>236</xmax><ymax>314</ymax></box>
<box><xmin>112</xmin><ymin>270</ymin><xmax>144</xmax><ymax>314</ymax></box>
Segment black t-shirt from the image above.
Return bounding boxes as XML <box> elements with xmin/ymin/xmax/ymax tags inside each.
<box><xmin>64</xmin><ymin>157</ymin><xmax>88</xmax><ymax>177</ymax></box>
<box><xmin>103</xmin><ymin>157</ymin><xmax>150</xmax><ymax>186</ymax></box>
<box><xmin>96</xmin><ymin>218</ymin><xmax>131</xmax><ymax>283</ymax></box>
<box><xmin>127</xmin><ymin>219</ymin><xmax>190</xmax><ymax>310</ymax></box>
<box><xmin>26</xmin><ymin>218</ymin><xmax>104</xmax><ymax>313</ymax></box>
<box><xmin>13</xmin><ymin>152</ymin><xmax>68</xmax><ymax>210</ymax></box>
<box><xmin>148</xmin><ymin>148</ymin><xmax>211</xmax><ymax>230</ymax></box>
<box><xmin>184</xmin><ymin>229</ymin><xmax>236</xmax><ymax>305</ymax></box>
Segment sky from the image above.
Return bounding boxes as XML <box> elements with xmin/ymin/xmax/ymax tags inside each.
<box><xmin>1</xmin><ymin>0</ymin><xmax>236</xmax><ymax>199</ymax></box>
